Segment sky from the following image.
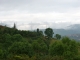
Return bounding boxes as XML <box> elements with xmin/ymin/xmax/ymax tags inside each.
<box><xmin>0</xmin><ymin>0</ymin><xmax>80</xmax><ymax>30</ymax></box>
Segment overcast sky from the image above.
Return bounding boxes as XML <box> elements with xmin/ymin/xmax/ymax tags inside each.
<box><xmin>0</xmin><ymin>0</ymin><xmax>80</xmax><ymax>30</ymax></box>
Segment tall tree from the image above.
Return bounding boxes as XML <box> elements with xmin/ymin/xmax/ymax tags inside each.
<box><xmin>13</xmin><ymin>23</ymin><xmax>16</xmax><ymax>29</ymax></box>
<box><xmin>37</xmin><ymin>28</ymin><xmax>39</xmax><ymax>33</ymax></box>
<box><xmin>44</xmin><ymin>28</ymin><xmax>54</xmax><ymax>39</ymax></box>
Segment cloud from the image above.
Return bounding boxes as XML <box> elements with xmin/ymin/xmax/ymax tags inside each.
<box><xmin>0</xmin><ymin>0</ymin><xmax>80</xmax><ymax>12</ymax></box>
<box><xmin>0</xmin><ymin>0</ymin><xmax>80</xmax><ymax>30</ymax></box>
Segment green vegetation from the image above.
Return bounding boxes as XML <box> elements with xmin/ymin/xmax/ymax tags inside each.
<box><xmin>55</xmin><ymin>34</ymin><xmax>61</xmax><ymax>40</ymax></box>
<box><xmin>0</xmin><ymin>24</ymin><xmax>80</xmax><ymax>60</ymax></box>
<box><xmin>45</xmin><ymin>28</ymin><xmax>54</xmax><ymax>39</ymax></box>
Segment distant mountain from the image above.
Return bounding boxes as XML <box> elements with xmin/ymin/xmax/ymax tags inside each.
<box><xmin>54</xmin><ymin>29</ymin><xmax>80</xmax><ymax>41</ymax></box>
<box><xmin>66</xmin><ymin>24</ymin><xmax>80</xmax><ymax>41</ymax></box>
<box><xmin>40</xmin><ymin>24</ymin><xmax>80</xmax><ymax>41</ymax></box>
<box><xmin>53</xmin><ymin>29</ymin><xmax>80</xmax><ymax>36</ymax></box>
<box><xmin>55</xmin><ymin>24</ymin><xmax>80</xmax><ymax>33</ymax></box>
<box><xmin>53</xmin><ymin>24</ymin><xmax>80</xmax><ymax>41</ymax></box>
<box><xmin>67</xmin><ymin>24</ymin><xmax>80</xmax><ymax>30</ymax></box>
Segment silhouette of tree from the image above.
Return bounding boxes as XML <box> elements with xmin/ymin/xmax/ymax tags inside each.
<box><xmin>13</xmin><ymin>23</ymin><xmax>17</xmax><ymax>29</ymax></box>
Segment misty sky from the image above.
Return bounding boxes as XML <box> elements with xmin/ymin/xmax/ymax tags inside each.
<box><xmin>0</xmin><ymin>0</ymin><xmax>80</xmax><ymax>30</ymax></box>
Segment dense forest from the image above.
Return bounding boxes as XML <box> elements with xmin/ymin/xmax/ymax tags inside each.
<box><xmin>0</xmin><ymin>24</ymin><xmax>80</xmax><ymax>60</ymax></box>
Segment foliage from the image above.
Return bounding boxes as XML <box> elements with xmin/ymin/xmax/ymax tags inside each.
<box><xmin>12</xmin><ymin>34</ymin><xmax>23</xmax><ymax>42</ymax></box>
<box><xmin>8</xmin><ymin>42</ymin><xmax>33</xmax><ymax>57</ymax></box>
<box><xmin>0</xmin><ymin>25</ymin><xmax>80</xmax><ymax>60</ymax></box>
<box><xmin>55</xmin><ymin>34</ymin><xmax>61</xmax><ymax>39</ymax></box>
<box><xmin>62</xmin><ymin>37</ymin><xmax>78</xmax><ymax>60</ymax></box>
<box><xmin>45</xmin><ymin>28</ymin><xmax>54</xmax><ymax>39</ymax></box>
<box><xmin>49</xmin><ymin>41</ymin><xmax>64</xmax><ymax>56</ymax></box>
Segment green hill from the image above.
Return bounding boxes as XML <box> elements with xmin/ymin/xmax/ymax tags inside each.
<box><xmin>0</xmin><ymin>25</ymin><xmax>80</xmax><ymax>60</ymax></box>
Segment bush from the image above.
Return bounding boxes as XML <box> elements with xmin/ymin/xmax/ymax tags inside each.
<box><xmin>49</xmin><ymin>41</ymin><xmax>64</xmax><ymax>56</ymax></box>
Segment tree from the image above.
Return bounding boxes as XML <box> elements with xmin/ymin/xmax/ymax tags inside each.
<box><xmin>61</xmin><ymin>37</ymin><xmax>71</xmax><ymax>46</ymax></box>
<box><xmin>12</xmin><ymin>34</ymin><xmax>23</xmax><ymax>42</ymax></box>
<box><xmin>37</xmin><ymin>28</ymin><xmax>39</xmax><ymax>33</ymax></box>
<box><xmin>8</xmin><ymin>42</ymin><xmax>33</xmax><ymax>57</ymax></box>
<box><xmin>55</xmin><ymin>34</ymin><xmax>61</xmax><ymax>40</ymax></box>
<box><xmin>0</xmin><ymin>49</ymin><xmax>3</xmax><ymax>59</ymax></box>
<box><xmin>61</xmin><ymin>37</ymin><xmax>78</xmax><ymax>59</ymax></box>
<box><xmin>32</xmin><ymin>41</ymin><xmax>41</xmax><ymax>54</ymax></box>
<box><xmin>49</xmin><ymin>41</ymin><xmax>64</xmax><ymax>56</ymax></box>
<box><xmin>40</xmin><ymin>42</ymin><xmax>48</xmax><ymax>55</ymax></box>
<box><xmin>44</xmin><ymin>28</ymin><xmax>54</xmax><ymax>39</ymax></box>
<box><xmin>13</xmin><ymin>23</ymin><xmax>17</xmax><ymax>29</ymax></box>
<box><xmin>36</xmin><ymin>28</ymin><xmax>43</xmax><ymax>37</ymax></box>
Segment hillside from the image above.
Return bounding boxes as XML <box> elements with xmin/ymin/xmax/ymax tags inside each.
<box><xmin>0</xmin><ymin>25</ymin><xmax>5</xmax><ymax>29</ymax></box>
<box><xmin>0</xmin><ymin>25</ymin><xmax>80</xmax><ymax>60</ymax></box>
